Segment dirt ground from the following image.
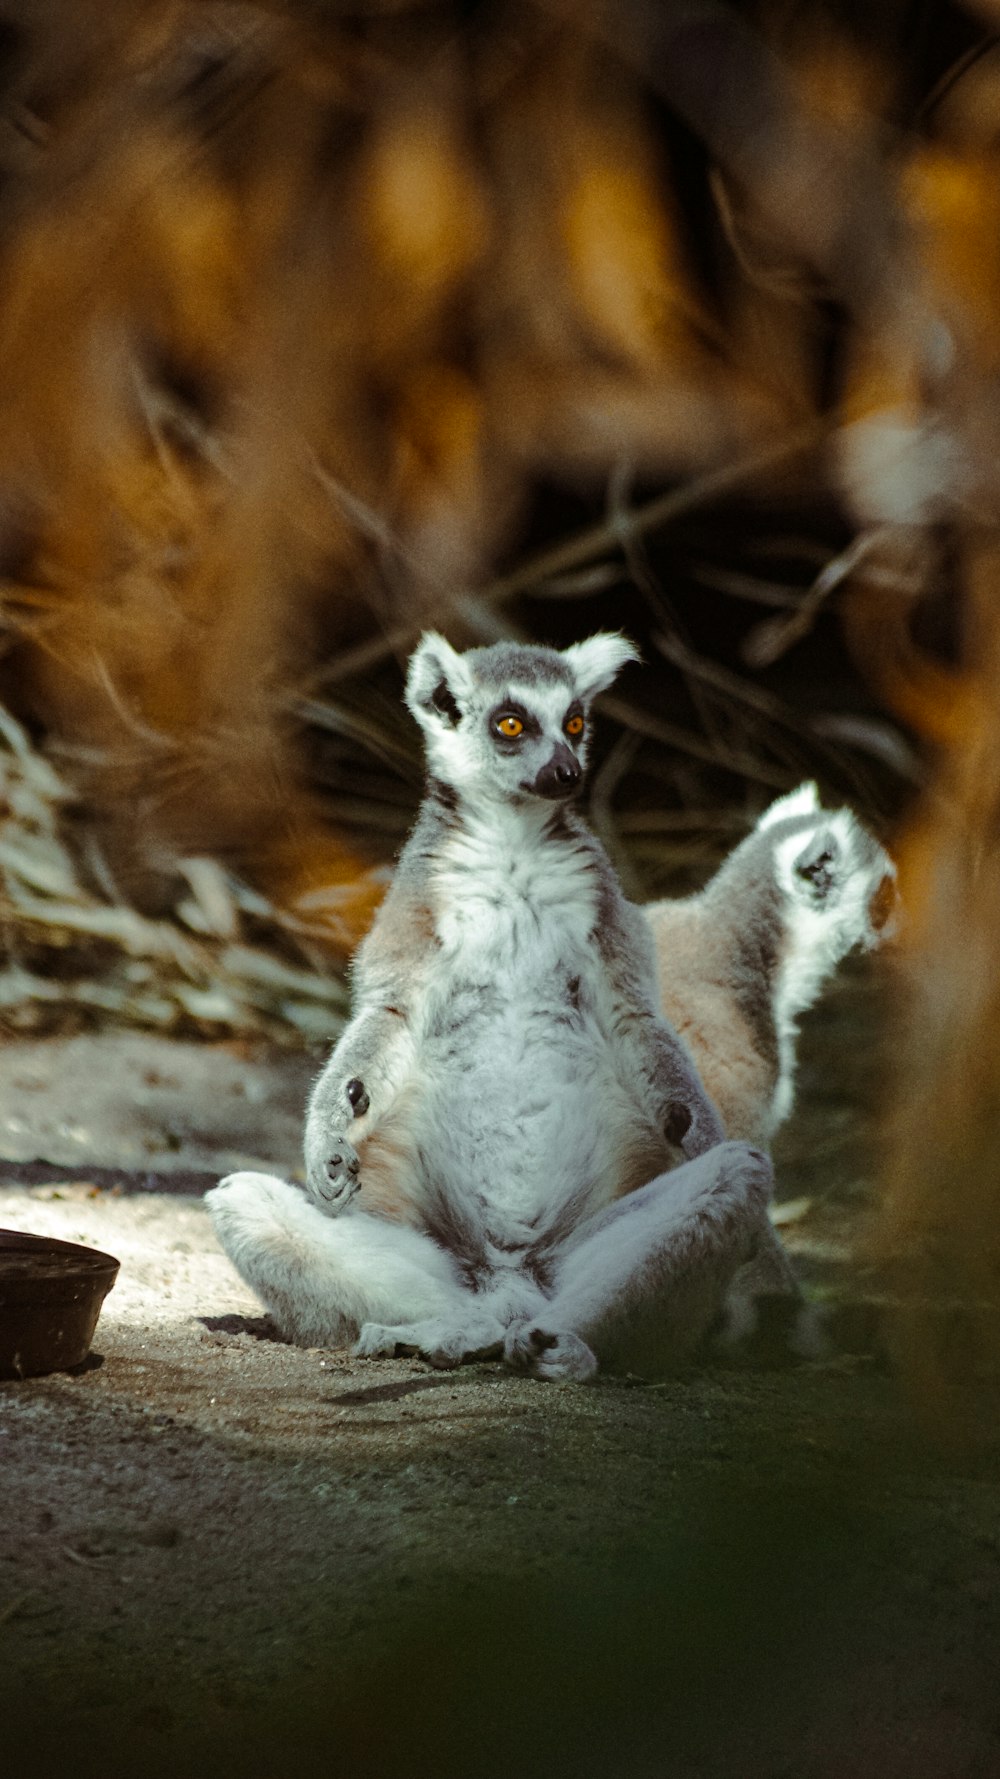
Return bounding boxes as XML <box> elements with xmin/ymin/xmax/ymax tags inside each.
<box><xmin>2</xmin><ymin>967</ymin><xmax>999</xmax><ymax>1779</ymax></box>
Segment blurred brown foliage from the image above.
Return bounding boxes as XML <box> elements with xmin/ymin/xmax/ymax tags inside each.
<box><xmin>0</xmin><ymin>0</ymin><xmax>789</xmax><ymax>935</ymax></box>
<box><xmin>2</xmin><ymin>1</ymin><xmax>1000</xmax><ymax>1387</ymax></box>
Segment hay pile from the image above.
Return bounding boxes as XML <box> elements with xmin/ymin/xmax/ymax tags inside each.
<box><xmin>0</xmin><ymin>700</ymin><xmax>349</xmax><ymax>1042</ymax></box>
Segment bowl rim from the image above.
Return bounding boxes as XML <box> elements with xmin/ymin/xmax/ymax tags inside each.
<box><xmin>0</xmin><ymin>1226</ymin><xmax>120</xmax><ymax>1276</ymax></box>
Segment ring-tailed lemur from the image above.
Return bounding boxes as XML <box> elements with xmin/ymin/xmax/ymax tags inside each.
<box><xmin>207</xmin><ymin>632</ymin><xmax>774</xmax><ymax>1381</ymax></box>
<box><xmin>642</xmin><ymin>784</ymin><xmax>897</xmax><ymax>1346</ymax></box>
<box><xmin>645</xmin><ymin>782</ymin><xmax>898</xmax><ymax>1148</ymax></box>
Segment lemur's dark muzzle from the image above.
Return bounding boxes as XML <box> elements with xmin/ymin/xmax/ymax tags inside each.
<box><xmin>533</xmin><ymin>744</ymin><xmax>581</xmax><ymax>800</ymax></box>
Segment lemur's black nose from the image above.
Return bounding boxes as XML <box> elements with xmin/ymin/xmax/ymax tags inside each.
<box><xmin>533</xmin><ymin>744</ymin><xmax>581</xmax><ymax>800</ymax></box>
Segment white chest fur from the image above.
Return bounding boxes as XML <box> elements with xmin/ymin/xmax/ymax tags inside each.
<box><xmin>430</xmin><ymin>804</ymin><xmax>598</xmax><ymax>964</ymax></box>
<box><xmin>409</xmin><ymin>805</ymin><xmax>628</xmax><ymax>1235</ymax></box>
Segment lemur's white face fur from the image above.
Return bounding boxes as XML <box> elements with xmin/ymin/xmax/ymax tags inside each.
<box><xmin>753</xmin><ymin>785</ymin><xmax>899</xmax><ymax>1128</ymax></box>
<box><xmin>760</xmin><ymin>781</ymin><xmax>898</xmax><ymax>960</ymax></box>
<box><xmin>405</xmin><ymin>631</ymin><xmax>638</xmax><ymax>804</ymax></box>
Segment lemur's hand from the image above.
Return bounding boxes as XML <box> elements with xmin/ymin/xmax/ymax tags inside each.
<box><xmin>304</xmin><ymin>1075</ymin><xmax>368</xmax><ymax>1212</ymax></box>
<box><xmin>306</xmin><ymin>1135</ymin><xmax>361</xmax><ymax>1211</ymax></box>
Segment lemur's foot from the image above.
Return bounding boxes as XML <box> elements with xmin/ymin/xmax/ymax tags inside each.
<box><xmin>307</xmin><ymin>1137</ymin><xmax>361</xmax><ymax>1212</ymax></box>
<box><xmin>713</xmin><ymin>1291</ymin><xmax>832</xmax><ymax>1366</ymax></box>
<box><xmin>355</xmin><ymin>1314</ymin><xmax>505</xmax><ymax>1369</ymax></box>
<box><xmin>504</xmin><ymin>1323</ymin><xmax>598</xmax><ymax>1382</ymax></box>
<box><xmin>205</xmin><ymin>1170</ymin><xmax>315</xmax><ymax>1295</ymax></box>
<box><xmin>206</xmin><ymin>1168</ymin><xmax>290</xmax><ymax>1238</ymax></box>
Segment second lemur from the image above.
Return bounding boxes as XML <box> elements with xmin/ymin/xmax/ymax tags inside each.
<box><xmin>646</xmin><ymin>781</ymin><xmax>897</xmax><ymax>1147</ymax></box>
<box><xmin>644</xmin><ymin>783</ymin><xmax>897</xmax><ymax>1344</ymax></box>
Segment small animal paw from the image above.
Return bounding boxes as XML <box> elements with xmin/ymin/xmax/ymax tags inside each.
<box><xmin>503</xmin><ymin>1323</ymin><xmax>597</xmax><ymax>1382</ymax></box>
<box><xmin>204</xmin><ymin>1170</ymin><xmax>305</xmax><ymax>1261</ymax></box>
<box><xmin>354</xmin><ymin>1321</ymin><xmax>408</xmax><ymax>1359</ymax></box>
<box><xmin>355</xmin><ymin>1315</ymin><xmax>504</xmax><ymax>1368</ymax></box>
<box><xmin>308</xmin><ymin>1137</ymin><xmax>360</xmax><ymax>1211</ymax></box>
<box><xmin>713</xmin><ymin>1292</ymin><xmax>831</xmax><ymax>1366</ymax></box>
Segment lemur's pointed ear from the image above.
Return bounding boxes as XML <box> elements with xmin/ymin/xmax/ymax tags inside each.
<box><xmin>790</xmin><ymin>827</ymin><xmax>840</xmax><ymax>901</ymax></box>
<box><xmin>562</xmin><ymin>632</ymin><xmax>639</xmax><ymax>702</ymax></box>
<box><xmin>405</xmin><ymin>633</ymin><xmax>470</xmax><ymax>729</ymax></box>
<box><xmin>758</xmin><ymin>782</ymin><xmax>821</xmax><ymax>832</ymax></box>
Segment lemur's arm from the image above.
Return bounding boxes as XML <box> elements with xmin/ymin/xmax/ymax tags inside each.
<box><xmin>303</xmin><ymin>863</ymin><xmax>437</xmax><ymax>1211</ymax></box>
<box><xmin>303</xmin><ymin>1004</ymin><xmax>412</xmax><ymax>1202</ymax></box>
<box><xmin>595</xmin><ymin>863</ymin><xmax>725</xmax><ymax>1161</ymax></box>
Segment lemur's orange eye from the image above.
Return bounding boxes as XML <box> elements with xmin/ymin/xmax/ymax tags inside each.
<box><xmin>495</xmin><ymin>714</ymin><xmax>524</xmax><ymax>738</ymax></box>
<box><xmin>565</xmin><ymin>713</ymin><xmax>585</xmax><ymax>738</ymax></box>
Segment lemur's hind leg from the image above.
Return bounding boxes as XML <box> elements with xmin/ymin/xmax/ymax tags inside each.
<box><xmin>504</xmin><ymin>1142</ymin><xmax>772</xmax><ymax>1380</ymax></box>
<box><xmin>206</xmin><ymin>1172</ymin><xmax>467</xmax><ymax>1348</ymax></box>
<box><xmin>716</xmin><ymin>1224</ymin><xmax>828</xmax><ymax>1362</ymax></box>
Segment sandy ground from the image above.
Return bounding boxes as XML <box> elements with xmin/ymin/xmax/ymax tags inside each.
<box><xmin>2</xmin><ymin>969</ymin><xmax>999</xmax><ymax>1778</ymax></box>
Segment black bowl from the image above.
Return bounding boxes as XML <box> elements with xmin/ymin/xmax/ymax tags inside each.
<box><xmin>0</xmin><ymin>1228</ymin><xmax>120</xmax><ymax>1379</ymax></box>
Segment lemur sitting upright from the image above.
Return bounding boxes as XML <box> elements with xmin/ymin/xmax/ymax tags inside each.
<box><xmin>207</xmin><ymin>632</ymin><xmax>774</xmax><ymax>1381</ymax></box>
